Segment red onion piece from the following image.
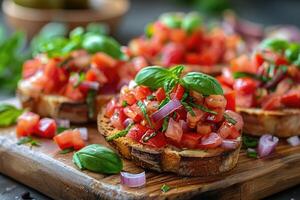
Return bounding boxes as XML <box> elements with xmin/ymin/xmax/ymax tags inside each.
<box><xmin>179</xmin><ymin>120</ymin><xmax>190</xmax><ymax>133</ymax></box>
<box><xmin>120</xmin><ymin>171</ymin><xmax>146</xmax><ymax>188</ymax></box>
<box><xmin>224</xmin><ymin>110</ymin><xmax>244</xmax><ymax>131</ymax></box>
<box><xmin>258</xmin><ymin>134</ymin><xmax>279</xmax><ymax>157</ymax></box>
<box><xmin>151</xmin><ymin>99</ymin><xmax>182</xmax><ymax>122</ymax></box>
<box><xmin>221</xmin><ymin>139</ymin><xmax>239</xmax><ymax>149</ymax></box>
<box><xmin>287</xmin><ymin>136</ymin><xmax>300</xmax><ymax>147</ymax></box>
<box><xmin>76</xmin><ymin>127</ymin><xmax>88</xmax><ymax>141</ymax></box>
<box><xmin>55</xmin><ymin>119</ymin><xmax>70</xmax><ymax>128</ymax></box>
<box><xmin>123</xmin><ymin>118</ymin><xmax>134</xmax><ymax>127</ymax></box>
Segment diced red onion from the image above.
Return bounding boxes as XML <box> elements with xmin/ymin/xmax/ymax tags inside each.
<box><xmin>120</xmin><ymin>171</ymin><xmax>146</xmax><ymax>188</ymax></box>
<box><xmin>128</xmin><ymin>80</ymin><xmax>137</xmax><ymax>89</ymax></box>
<box><xmin>123</xmin><ymin>118</ymin><xmax>134</xmax><ymax>127</ymax></box>
<box><xmin>151</xmin><ymin>99</ymin><xmax>182</xmax><ymax>122</ymax></box>
<box><xmin>258</xmin><ymin>134</ymin><xmax>279</xmax><ymax>158</ymax></box>
<box><xmin>179</xmin><ymin>120</ymin><xmax>190</xmax><ymax>133</ymax></box>
<box><xmin>224</xmin><ymin>110</ymin><xmax>244</xmax><ymax>131</ymax></box>
<box><xmin>80</xmin><ymin>81</ymin><xmax>100</xmax><ymax>91</ymax></box>
<box><xmin>55</xmin><ymin>119</ymin><xmax>70</xmax><ymax>128</ymax></box>
<box><xmin>287</xmin><ymin>136</ymin><xmax>300</xmax><ymax>147</ymax></box>
<box><xmin>221</xmin><ymin>139</ymin><xmax>239</xmax><ymax>149</ymax></box>
<box><xmin>76</xmin><ymin>127</ymin><xmax>88</xmax><ymax>141</ymax></box>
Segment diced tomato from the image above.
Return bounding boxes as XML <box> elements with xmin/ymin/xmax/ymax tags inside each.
<box><xmin>185</xmin><ymin>53</ymin><xmax>201</xmax><ymax>65</ymax></box>
<box><xmin>92</xmin><ymin>52</ymin><xmax>116</xmax><ymax>68</ymax></box>
<box><xmin>275</xmin><ymin>79</ymin><xmax>292</xmax><ymax>95</ymax></box>
<box><xmin>218</xmin><ymin>121</ymin><xmax>238</xmax><ymax>139</ymax></box>
<box><xmin>22</xmin><ymin>59</ymin><xmax>41</xmax><ymax>79</ymax></box>
<box><xmin>221</xmin><ymin>67</ymin><xmax>234</xmax><ymax>86</ymax></box>
<box><xmin>140</xmin><ymin>130</ymin><xmax>167</xmax><ymax>148</ymax></box>
<box><xmin>36</xmin><ymin>118</ymin><xmax>57</xmax><ymax>138</ymax></box>
<box><xmin>236</xmin><ymin>93</ymin><xmax>253</xmax><ymax>108</ymax></box>
<box><xmin>64</xmin><ymin>82</ymin><xmax>85</xmax><ymax>101</ymax></box>
<box><xmin>275</xmin><ymin>56</ymin><xmax>288</xmax><ymax>66</ymax></box>
<box><xmin>127</xmin><ymin>124</ymin><xmax>148</xmax><ymax>142</ymax></box>
<box><xmin>155</xmin><ymin>87</ymin><xmax>166</xmax><ymax>102</ymax></box>
<box><xmin>161</xmin><ymin>43</ymin><xmax>185</xmax><ymax>66</ymax></box>
<box><xmin>110</xmin><ymin>108</ymin><xmax>126</xmax><ymax>130</ymax></box>
<box><xmin>105</xmin><ymin>98</ymin><xmax>119</xmax><ymax>118</ymax></box>
<box><xmin>85</xmin><ymin>68</ymin><xmax>108</xmax><ymax>84</ymax></box>
<box><xmin>134</xmin><ymin>86</ymin><xmax>151</xmax><ymax>101</ymax></box>
<box><xmin>44</xmin><ymin>59</ymin><xmax>68</xmax><ymax>93</ymax></box>
<box><xmin>187</xmin><ymin>108</ymin><xmax>205</xmax><ymax>128</ymax></box>
<box><xmin>120</xmin><ymin>92</ymin><xmax>137</xmax><ymax>105</ymax></box>
<box><xmin>227</xmin><ymin>126</ymin><xmax>240</xmax><ymax>139</ymax></box>
<box><xmin>53</xmin><ymin>130</ymin><xmax>85</xmax><ymax>150</ymax></box>
<box><xmin>197</xmin><ymin>51</ymin><xmax>216</xmax><ymax>66</ymax></box>
<box><xmin>16</xmin><ymin>112</ymin><xmax>40</xmax><ymax>137</ymax></box>
<box><xmin>123</xmin><ymin>105</ymin><xmax>143</xmax><ymax>122</ymax></box>
<box><xmin>224</xmin><ymin>91</ymin><xmax>236</xmax><ymax>111</ymax></box>
<box><xmin>281</xmin><ymin>91</ymin><xmax>300</xmax><ymax>108</ymax></box>
<box><xmin>261</xmin><ymin>95</ymin><xmax>282</xmax><ymax>110</ymax></box>
<box><xmin>180</xmin><ymin>133</ymin><xmax>203</xmax><ymax>149</ymax></box>
<box><xmin>170</xmin><ymin>84</ymin><xmax>185</xmax><ymax>100</ymax></box>
<box><xmin>196</xmin><ymin>123</ymin><xmax>212</xmax><ymax>135</ymax></box>
<box><xmin>231</xmin><ymin>55</ymin><xmax>257</xmax><ymax>73</ymax></box>
<box><xmin>170</xmin><ymin>29</ymin><xmax>186</xmax><ymax>43</ymax></box>
<box><xmin>165</xmin><ymin>118</ymin><xmax>183</xmax><ymax>143</ymax></box>
<box><xmin>197</xmin><ymin>132</ymin><xmax>222</xmax><ymax>149</ymax></box>
<box><xmin>205</xmin><ymin>108</ymin><xmax>224</xmax><ymax>123</ymax></box>
<box><xmin>185</xmin><ymin>30</ymin><xmax>202</xmax><ymax>50</ymax></box>
<box><xmin>233</xmin><ymin>78</ymin><xmax>257</xmax><ymax>95</ymax></box>
<box><xmin>254</xmin><ymin>53</ymin><xmax>264</xmax><ymax>68</ymax></box>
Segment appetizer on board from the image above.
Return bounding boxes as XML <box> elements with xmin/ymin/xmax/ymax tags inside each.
<box><xmin>98</xmin><ymin>66</ymin><xmax>244</xmax><ymax>176</ymax></box>
<box><xmin>128</xmin><ymin>12</ymin><xmax>245</xmax><ymax>75</ymax></box>
<box><xmin>218</xmin><ymin>39</ymin><xmax>300</xmax><ymax>137</ymax></box>
<box><xmin>17</xmin><ymin>27</ymin><xmax>131</xmax><ymax>123</ymax></box>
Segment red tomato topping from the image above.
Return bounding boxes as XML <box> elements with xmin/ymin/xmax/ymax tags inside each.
<box><xmin>281</xmin><ymin>91</ymin><xmax>300</xmax><ymax>108</ymax></box>
<box><xmin>161</xmin><ymin>43</ymin><xmax>185</xmax><ymax>66</ymax></box>
<box><xmin>16</xmin><ymin>112</ymin><xmax>40</xmax><ymax>137</ymax></box>
<box><xmin>123</xmin><ymin>105</ymin><xmax>143</xmax><ymax>122</ymax></box>
<box><xmin>233</xmin><ymin>78</ymin><xmax>257</xmax><ymax>95</ymax></box>
<box><xmin>261</xmin><ymin>95</ymin><xmax>282</xmax><ymax>110</ymax></box>
<box><xmin>22</xmin><ymin>59</ymin><xmax>41</xmax><ymax>79</ymax></box>
<box><xmin>126</xmin><ymin>124</ymin><xmax>148</xmax><ymax>142</ymax></box>
<box><xmin>53</xmin><ymin>130</ymin><xmax>85</xmax><ymax>150</ymax></box>
<box><xmin>105</xmin><ymin>98</ymin><xmax>118</xmax><ymax>118</ymax></box>
<box><xmin>110</xmin><ymin>108</ymin><xmax>126</xmax><ymax>130</ymax></box>
<box><xmin>36</xmin><ymin>118</ymin><xmax>57</xmax><ymax>138</ymax></box>
<box><xmin>165</xmin><ymin>118</ymin><xmax>183</xmax><ymax>143</ymax></box>
<box><xmin>155</xmin><ymin>87</ymin><xmax>166</xmax><ymax>102</ymax></box>
<box><xmin>140</xmin><ymin>130</ymin><xmax>167</xmax><ymax>148</ymax></box>
<box><xmin>181</xmin><ymin>133</ymin><xmax>203</xmax><ymax>149</ymax></box>
<box><xmin>224</xmin><ymin>91</ymin><xmax>236</xmax><ymax>111</ymax></box>
<box><xmin>171</xmin><ymin>84</ymin><xmax>185</xmax><ymax>100</ymax></box>
<box><xmin>134</xmin><ymin>86</ymin><xmax>151</xmax><ymax>101</ymax></box>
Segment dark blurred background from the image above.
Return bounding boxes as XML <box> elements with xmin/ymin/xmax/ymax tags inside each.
<box><xmin>1</xmin><ymin>0</ymin><xmax>300</xmax><ymax>199</ymax></box>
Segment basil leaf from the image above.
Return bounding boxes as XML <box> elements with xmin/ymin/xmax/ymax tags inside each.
<box><xmin>86</xmin><ymin>90</ymin><xmax>96</xmax><ymax>119</ymax></box>
<box><xmin>285</xmin><ymin>43</ymin><xmax>300</xmax><ymax>63</ymax></box>
<box><xmin>169</xmin><ymin>65</ymin><xmax>184</xmax><ymax>77</ymax></box>
<box><xmin>181</xmin><ymin>101</ymin><xmax>195</xmax><ymax>116</ymax></box>
<box><xmin>189</xmin><ymin>102</ymin><xmax>217</xmax><ymax>115</ymax></box>
<box><xmin>82</xmin><ymin>35</ymin><xmax>124</xmax><ymax>59</ymax></box>
<box><xmin>162</xmin><ymin>117</ymin><xmax>170</xmax><ymax>132</ymax></box>
<box><xmin>57</xmin><ymin>127</ymin><xmax>69</xmax><ymax>134</ymax></box>
<box><xmin>0</xmin><ymin>104</ymin><xmax>23</xmax><ymax>127</ymax></box>
<box><xmin>159</xmin><ymin>97</ymin><xmax>170</xmax><ymax>109</ymax></box>
<box><xmin>161</xmin><ymin>184</ymin><xmax>171</xmax><ymax>193</ymax></box>
<box><xmin>233</xmin><ymin>72</ymin><xmax>268</xmax><ymax>82</ymax></box>
<box><xmin>73</xmin><ymin>144</ymin><xmax>123</xmax><ymax>174</ymax></box>
<box><xmin>223</xmin><ymin>113</ymin><xmax>237</xmax><ymax>125</ymax></box>
<box><xmin>243</xmin><ymin>135</ymin><xmax>258</xmax><ymax>148</ymax></box>
<box><xmin>137</xmin><ymin>101</ymin><xmax>153</xmax><ymax>128</ymax></box>
<box><xmin>17</xmin><ymin>136</ymin><xmax>40</xmax><ymax>147</ymax></box>
<box><xmin>260</xmin><ymin>39</ymin><xmax>289</xmax><ymax>52</ymax></box>
<box><xmin>59</xmin><ymin>148</ymin><xmax>74</xmax><ymax>154</ymax></box>
<box><xmin>106</xmin><ymin>123</ymin><xmax>134</xmax><ymax>141</ymax></box>
<box><xmin>247</xmin><ymin>148</ymin><xmax>258</xmax><ymax>158</ymax></box>
<box><xmin>159</xmin><ymin>13</ymin><xmax>183</xmax><ymax>28</ymax></box>
<box><xmin>182</xmin><ymin>72</ymin><xmax>223</xmax><ymax>95</ymax></box>
<box><xmin>182</xmin><ymin>12</ymin><xmax>202</xmax><ymax>33</ymax></box>
<box><xmin>86</xmin><ymin>23</ymin><xmax>108</xmax><ymax>35</ymax></box>
<box><xmin>144</xmin><ymin>23</ymin><xmax>154</xmax><ymax>38</ymax></box>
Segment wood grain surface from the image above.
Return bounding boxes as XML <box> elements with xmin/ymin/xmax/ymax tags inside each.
<box><xmin>0</xmin><ymin>99</ymin><xmax>300</xmax><ymax>200</ymax></box>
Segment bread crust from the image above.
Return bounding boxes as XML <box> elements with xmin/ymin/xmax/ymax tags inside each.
<box><xmin>17</xmin><ymin>84</ymin><xmax>113</xmax><ymax>123</ymax></box>
<box><xmin>97</xmin><ymin>110</ymin><xmax>241</xmax><ymax>177</ymax></box>
<box><xmin>237</xmin><ymin>107</ymin><xmax>300</xmax><ymax>137</ymax></box>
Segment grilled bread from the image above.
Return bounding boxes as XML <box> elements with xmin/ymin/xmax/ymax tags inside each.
<box><xmin>97</xmin><ymin>110</ymin><xmax>241</xmax><ymax>177</ymax></box>
<box><xmin>237</xmin><ymin>107</ymin><xmax>300</xmax><ymax>137</ymax></box>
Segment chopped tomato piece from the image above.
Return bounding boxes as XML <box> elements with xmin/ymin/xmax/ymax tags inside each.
<box><xmin>36</xmin><ymin>118</ymin><xmax>57</xmax><ymax>138</ymax></box>
<box><xmin>181</xmin><ymin>133</ymin><xmax>203</xmax><ymax>149</ymax></box>
<box><xmin>131</xmin><ymin>56</ymin><xmax>148</xmax><ymax>72</ymax></box>
<box><xmin>261</xmin><ymin>95</ymin><xmax>282</xmax><ymax>110</ymax></box>
<box><xmin>281</xmin><ymin>91</ymin><xmax>300</xmax><ymax>108</ymax></box>
<box><xmin>165</xmin><ymin>118</ymin><xmax>183</xmax><ymax>143</ymax></box>
<box><xmin>171</xmin><ymin>84</ymin><xmax>185</xmax><ymax>100</ymax></box>
<box><xmin>198</xmin><ymin>132</ymin><xmax>222</xmax><ymax>149</ymax></box>
<box><xmin>236</xmin><ymin>93</ymin><xmax>253</xmax><ymax>108</ymax></box>
<box><xmin>123</xmin><ymin>106</ymin><xmax>143</xmax><ymax>122</ymax></box>
<box><xmin>254</xmin><ymin>53</ymin><xmax>264</xmax><ymax>67</ymax></box>
<box><xmin>16</xmin><ymin>112</ymin><xmax>40</xmax><ymax>137</ymax></box>
<box><xmin>170</xmin><ymin>29</ymin><xmax>186</xmax><ymax>43</ymax></box>
<box><xmin>105</xmin><ymin>98</ymin><xmax>119</xmax><ymax>118</ymax></box>
<box><xmin>155</xmin><ymin>87</ymin><xmax>166</xmax><ymax>102</ymax></box>
<box><xmin>127</xmin><ymin>124</ymin><xmax>148</xmax><ymax>142</ymax></box>
<box><xmin>53</xmin><ymin>130</ymin><xmax>85</xmax><ymax>150</ymax></box>
<box><xmin>110</xmin><ymin>108</ymin><xmax>126</xmax><ymax>130</ymax></box>
<box><xmin>140</xmin><ymin>130</ymin><xmax>167</xmax><ymax>148</ymax></box>
<box><xmin>233</xmin><ymin>78</ymin><xmax>257</xmax><ymax>95</ymax></box>
<box><xmin>224</xmin><ymin>91</ymin><xmax>236</xmax><ymax>111</ymax></box>
<box><xmin>120</xmin><ymin>92</ymin><xmax>137</xmax><ymax>105</ymax></box>
<box><xmin>134</xmin><ymin>86</ymin><xmax>151</xmax><ymax>101</ymax></box>
<box><xmin>22</xmin><ymin>59</ymin><xmax>41</xmax><ymax>79</ymax></box>
<box><xmin>185</xmin><ymin>53</ymin><xmax>201</xmax><ymax>65</ymax></box>
<box><xmin>64</xmin><ymin>82</ymin><xmax>85</xmax><ymax>101</ymax></box>
<box><xmin>92</xmin><ymin>52</ymin><xmax>116</xmax><ymax>68</ymax></box>
<box><xmin>227</xmin><ymin>126</ymin><xmax>240</xmax><ymax>139</ymax></box>
<box><xmin>161</xmin><ymin>43</ymin><xmax>185</xmax><ymax>66</ymax></box>
<box><xmin>231</xmin><ymin>55</ymin><xmax>257</xmax><ymax>74</ymax></box>
<box><xmin>218</xmin><ymin>121</ymin><xmax>238</xmax><ymax>139</ymax></box>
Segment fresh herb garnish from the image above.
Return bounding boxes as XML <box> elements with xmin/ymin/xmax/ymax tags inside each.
<box><xmin>223</xmin><ymin>113</ymin><xmax>237</xmax><ymax>125</ymax></box>
<box><xmin>0</xmin><ymin>104</ymin><xmax>23</xmax><ymax>127</ymax></box>
<box><xmin>73</xmin><ymin>72</ymin><xmax>85</xmax><ymax>87</ymax></box>
<box><xmin>161</xmin><ymin>184</ymin><xmax>171</xmax><ymax>193</ymax></box>
<box><xmin>142</xmin><ymin>131</ymin><xmax>158</xmax><ymax>142</ymax></box>
<box><xmin>122</xmin><ymin>100</ymin><xmax>128</xmax><ymax>107</ymax></box>
<box><xmin>189</xmin><ymin>102</ymin><xmax>217</xmax><ymax>115</ymax></box>
<box><xmin>137</xmin><ymin>100</ymin><xmax>154</xmax><ymax>128</ymax></box>
<box><xmin>147</xmin><ymin>95</ymin><xmax>155</xmax><ymax>100</ymax></box>
<box><xmin>162</xmin><ymin>117</ymin><xmax>170</xmax><ymax>132</ymax></box>
<box><xmin>57</xmin><ymin>127</ymin><xmax>69</xmax><ymax>134</ymax></box>
<box><xmin>86</xmin><ymin>90</ymin><xmax>97</xmax><ymax>119</ymax></box>
<box><xmin>59</xmin><ymin>148</ymin><xmax>74</xmax><ymax>154</ymax></box>
<box><xmin>243</xmin><ymin>135</ymin><xmax>258</xmax><ymax>148</ymax></box>
<box><xmin>17</xmin><ymin>136</ymin><xmax>40</xmax><ymax>147</ymax></box>
<box><xmin>233</xmin><ymin>72</ymin><xmax>267</xmax><ymax>82</ymax></box>
<box><xmin>247</xmin><ymin>148</ymin><xmax>258</xmax><ymax>158</ymax></box>
<box><xmin>159</xmin><ymin>97</ymin><xmax>170</xmax><ymax>109</ymax></box>
<box><xmin>106</xmin><ymin>123</ymin><xmax>134</xmax><ymax>141</ymax></box>
<box><xmin>181</xmin><ymin>101</ymin><xmax>195</xmax><ymax>116</ymax></box>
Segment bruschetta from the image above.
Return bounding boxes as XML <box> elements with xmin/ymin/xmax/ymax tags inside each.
<box><xmin>98</xmin><ymin>66</ymin><xmax>243</xmax><ymax>176</ymax></box>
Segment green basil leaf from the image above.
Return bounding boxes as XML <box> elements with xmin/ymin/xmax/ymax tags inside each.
<box><xmin>189</xmin><ymin>102</ymin><xmax>217</xmax><ymax>115</ymax></box>
<box><xmin>243</xmin><ymin>135</ymin><xmax>258</xmax><ymax>148</ymax></box>
<box><xmin>162</xmin><ymin>117</ymin><xmax>170</xmax><ymax>132</ymax></box>
<box><xmin>182</xmin><ymin>72</ymin><xmax>223</xmax><ymax>95</ymax></box>
<box><xmin>0</xmin><ymin>104</ymin><xmax>23</xmax><ymax>127</ymax></box>
<box><xmin>82</xmin><ymin>35</ymin><xmax>124</xmax><ymax>59</ymax></box>
<box><xmin>169</xmin><ymin>65</ymin><xmax>184</xmax><ymax>77</ymax></box>
<box><xmin>159</xmin><ymin>13</ymin><xmax>183</xmax><ymax>28</ymax></box>
<box><xmin>260</xmin><ymin>39</ymin><xmax>289</xmax><ymax>52</ymax></box>
<box><xmin>17</xmin><ymin>136</ymin><xmax>40</xmax><ymax>147</ymax></box>
<box><xmin>137</xmin><ymin>100</ymin><xmax>153</xmax><ymax>128</ymax></box>
<box><xmin>59</xmin><ymin>147</ymin><xmax>74</xmax><ymax>154</ymax></box>
<box><xmin>73</xmin><ymin>144</ymin><xmax>123</xmax><ymax>174</ymax></box>
<box><xmin>106</xmin><ymin>123</ymin><xmax>134</xmax><ymax>141</ymax></box>
<box><xmin>86</xmin><ymin>90</ymin><xmax>96</xmax><ymax>119</ymax></box>
<box><xmin>161</xmin><ymin>184</ymin><xmax>171</xmax><ymax>193</ymax></box>
<box><xmin>182</xmin><ymin>12</ymin><xmax>202</xmax><ymax>33</ymax></box>
<box><xmin>285</xmin><ymin>43</ymin><xmax>300</xmax><ymax>62</ymax></box>
<box><xmin>247</xmin><ymin>148</ymin><xmax>258</xmax><ymax>158</ymax></box>
<box><xmin>86</xmin><ymin>23</ymin><xmax>108</xmax><ymax>35</ymax></box>
<box><xmin>223</xmin><ymin>113</ymin><xmax>237</xmax><ymax>125</ymax></box>
<box><xmin>181</xmin><ymin>101</ymin><xmax>195</xmax><ymax>116</ymax></box>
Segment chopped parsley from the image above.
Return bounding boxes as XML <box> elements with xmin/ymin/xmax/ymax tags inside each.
<box><xmin>59</xmin><ymin>148</ymin><xmax>74</xmax><ymax>154</ymax></box>
<box><xmin>106</xmin><ymin>123</ymin><xmax>134</xmax><ymax>141</ymax></box>
<box><xmin>122</xmin><ymin>100</ymin><xmax>128</xmax><ymax>107</ymax></box>
<box><xmin>223</xmin><ymin>113</ymin><xmax>237</xmax><ymax>125</ymax></box>
<box><xmin>161</xmin><ymin>184</ymin><xmax>171</xmax><ymax>193</ymax></box>
<box><xmin>17</xmin><ymin>136</ymin><xmax>40</xmax><ymax>147</ymax></box>
<box><xmin>242</xmin><ymin>135</ymin><xmax>258</xmax><ymax>148</ymax></box>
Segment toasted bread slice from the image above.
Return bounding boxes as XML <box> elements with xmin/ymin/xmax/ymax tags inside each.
<box><xmin>97</xmin><ymin>110</ymin><xmax>241</xmax><ymax>177</ymax></box>
<box><xmin>237</xmin><ymin>107</ymin><xmax>300</xmax><ymax>137</ymax></box>
<box><xmin>17</xmin><ymin>83</ymin><xmax>113</xmax><ymax>123</ymax></box>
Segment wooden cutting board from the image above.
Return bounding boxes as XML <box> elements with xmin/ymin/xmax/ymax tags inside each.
<box><xmin>1</xmin><ymin>99</ymin><xmax>300</xmax><ymax>200</ymax></box>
